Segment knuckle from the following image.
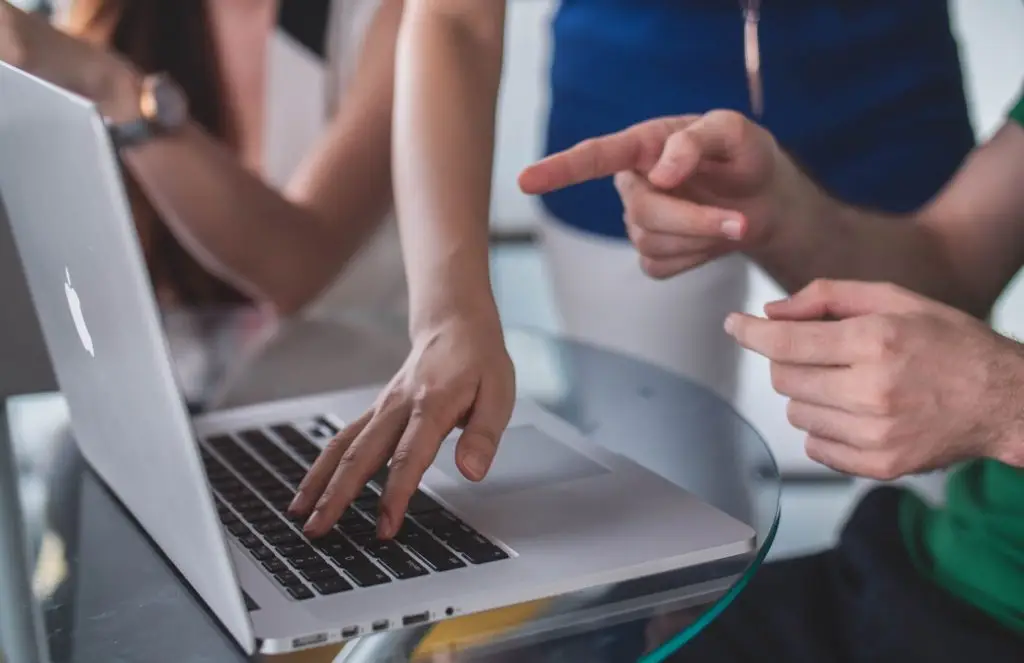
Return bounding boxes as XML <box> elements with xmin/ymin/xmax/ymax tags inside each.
<box><xmin>806</xmin><ymin>278</ymin><xmax>833</xmax><ymax>300</ymax></box>
<box><xmin>375</xmin><ymin>388</ymin><xmax>406</xmax><ymax>414</ymax></box>
<box><xmin>767</xmin><ymin>333</ymin><xmax>796</xmax><ymax>362</ymax></box>
<box><xmin>863</xmin><ymin>369</ymin><xmax>900</xmax><ymax>416</ymax></box>
<box><xmin>867</xmin><ymin>315</ymin><xmax>905</xmax><ymax>359</ymax></box>
<box><xmin>708</xmin><ymin>109</ymin><xmax>747</xmax><ymax>137</ymax></box>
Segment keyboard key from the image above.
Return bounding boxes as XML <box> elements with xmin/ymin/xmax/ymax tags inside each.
<box><xmin>226</xmin><ymin>522</ymin><xmax>249</xmax><ymax>536</ymax></box>
<box><xmin>415</xmin><ymin>512</ymin><xmax>475</xmax><ymax>543</ymax></box>
<box><xmin>450</xmin><ymin>534</ymin><xmax>509</xmax><ymax>564</ymax></box>
<box><xmin>369</xmin><ymin>466</ymin><xmax>390</xmax><ymax>491</ymax></box>
<box><xmin>250</xmin><ymin>546</ymin><xmax>275</xmax><ymax>561</ymax></box>
<box><xmin>287</xmin><ymin>585</ymin><xmax>315</xmax><ymax>601</ymax></box>
<box><xmin>315</xmin><ymin>416</ymin><xmax>340</xmax><ymax>436</ymax></box>
<box><xmin>252</xmin><ymin>519</ymin><xmax>290</xmax><ymax>535</ymax></box>
<box><xmin>321</xmin><ymin>544</ymin><xmax>391</xmax><ymax>587</ymax></box>
<box><xmin>300</xmin><ymin>565</ymin><xmax>340</xmax><ymax>582</ymax></box>
<box><xmin>275</xmin><ymin>571</ymin><xmax>303</xmax><ymax>587</ymax></box>
<box><xmin>290</xmin><ymin>554</ymin><xmax>329</xmax><ymax>570</ymax></box>
<box><xmin>262</xmin><ymin>558</ymin><xmax>287</xmax><ymax>574</ymax></box>
<box><xmin>338</xmin><ymin>510</ymin><xmax>374</xmax><ymax>534</ymax></box>
<box><xmin>270</xmin><ymin>424</ymin><xmax>322</xmax><ymax>463</ymax></box>
<box><xmin>265</xmin><ymin>532</ymin><xmax>303</xmax><ymax>547</ymax></box>
<box><xmin>277</xmin><ymin>542</ymin><xmax>315</xmax><ymax>557</ymax></box>
<box><xmin>407</xmin><ymin>492</ymin><xmax>443</xmax><ymax>515</ymax></box>
<box><xmin>354</xmin><ymin>493</ymin><xmax>379</xmax><ymax>512</ymax></box>
<box><xmin>342</xmin><ymin>562</ymin><xmax>391</xmax><ymax>587</ymax></box>
<box><xmin>312</xmin><ymin>578</ymin><xmax>352</xmax><ymax>595</ymax></box>
<box><xmin>238</xmin><ymin>534</ymin><xmax>263</xmax><ymax>550</ymax></box>
<box><xmin>360</xmin><ymin>539</ymin><xmax>429</xmax><ymax>580</ymax></box>
<box><xmin>397</xmin><ymin>523</ymin><xmax>466</xmax><ymax>572</ymax></box>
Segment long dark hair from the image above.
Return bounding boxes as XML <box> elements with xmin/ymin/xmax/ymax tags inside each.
<box><xmin>65</xmin><ymin>0</ymin><xmax>247</xmax><ymax>305</ymax></box>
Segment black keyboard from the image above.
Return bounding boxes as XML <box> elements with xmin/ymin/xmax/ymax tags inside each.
<box><xmin>200</xmin><ymin>418</ymin><xmax>508</xmax><ymax>602</ymax></box>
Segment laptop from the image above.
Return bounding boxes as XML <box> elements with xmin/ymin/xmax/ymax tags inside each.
<box><xmin>0</xmin><ymin>63</ymin><xmax>755</xmax><ymax>655</ymax></box>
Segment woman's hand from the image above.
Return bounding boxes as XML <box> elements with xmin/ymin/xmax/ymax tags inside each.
<box><xmin>290</xmin><ymin>312</ymin><xmax>516</xmax><ymax>539</ymax></box>
<box><xmin>0</xmin><ymin>2</ymin><xmax>26</xmax><ymax>67</ymax></box>
<box><xmin>0</xmin><ymin>2</ymin><xmax>135</xmax><ymax>113</ymax></box>
<box><xmin>520</xmin><ymin>111</ymin><xmax>810</xmax><ymax>280</ymax></box>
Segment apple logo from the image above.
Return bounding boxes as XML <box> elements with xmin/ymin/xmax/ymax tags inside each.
<box><xmin>64</xmin><ymin>267</ymin><xmax>94</xmax><ymax>357</ymax></box>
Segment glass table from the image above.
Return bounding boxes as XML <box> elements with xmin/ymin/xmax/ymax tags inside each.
<box><xmin>1</xmin><ymin>310</ymin><xmax>780</xmax><ymax>663</ymax></box>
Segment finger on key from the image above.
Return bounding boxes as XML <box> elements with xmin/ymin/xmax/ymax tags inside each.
<box><xmin>303</xmin><ymin>405</ymin><xmax>408</xmax><ymax>538</ymax></box>
<box><xmin>377</xmin><ymin>391</ymin><xmax>464</xmax><ymax>538</ymax></box>
<box><xmin>289</xmin><ymin>409</ymin><xmax>372</xmax><ymax>516</ymax></box>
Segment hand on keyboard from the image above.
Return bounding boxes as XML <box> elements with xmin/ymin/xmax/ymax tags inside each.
<box><xmin>288</xmin><ymin>316</ymin><xmax>515</xmax><ymax>539</ymax></box>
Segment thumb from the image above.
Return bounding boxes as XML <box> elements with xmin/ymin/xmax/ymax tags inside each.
<box><xmin>765</xmin><ymin>280</ymin><xmax>921</xmax><ymax>320</ymax></box>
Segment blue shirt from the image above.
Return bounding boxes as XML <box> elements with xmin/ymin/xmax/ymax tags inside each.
<box><xmin>542</xmin><ymin>0</ymin><xmax>975</xmax><ymax>238</ymax></box>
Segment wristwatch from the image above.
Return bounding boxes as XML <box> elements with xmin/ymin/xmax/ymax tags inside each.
<box><xmin>106</xmin><ymin>73</ymin><xmax>189</xmax><ymax>149</ymax></box>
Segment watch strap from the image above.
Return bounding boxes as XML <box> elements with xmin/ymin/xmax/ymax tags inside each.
<box><xmin>106</xmin><ymin>117</ymin><xmax>156</xmax><ymax>150</ymax></box>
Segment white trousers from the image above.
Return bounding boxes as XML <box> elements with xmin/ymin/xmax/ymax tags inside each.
<box><xmin>538</xmin><ymin>217</ymin><xmax>755</xmax><ymax>520</ymax></box>
<box><xmin>539</xmin><ymin>217</ymin><xmax>749</xmax><ymax>402</ymax></box>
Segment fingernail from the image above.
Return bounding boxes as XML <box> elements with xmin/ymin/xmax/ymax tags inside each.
<box><xmin>613</xmin><ymin>171</ymin><xmax>631</xmax><ymax>192</ymax></box>
<box><xmin>463</xmin><ymin>452</ymin><xmax>489</xmax><ymax>480</ymax></box>
<box><xmin>288</xmin><ymin>490</ymin><xmax>307</xmax><ymax>515</ymax></box>
<box><xmin>724</xmin><ymin>314</ymin><xmax>738</xmax><ymax>335</ymax></box>
<box><xmin>721</xmin><ymin>218</ymin><xmax>743</xmax><ymax>240</ymax></box>
<box><xmin>377</xmin><ymin>512</ymin><xmax>392</xmax><ymax>539</ymax></box>
<box><xmin>303</xmin><ymin>509</ymin><xmax>324</xmax><ymax>536</ymax></box>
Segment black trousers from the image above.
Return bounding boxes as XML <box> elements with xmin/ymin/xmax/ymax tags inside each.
<box><xmin>670</xmin><ymin>487</ymin><xmax>1024</xmax><ymax>663</ymax></box>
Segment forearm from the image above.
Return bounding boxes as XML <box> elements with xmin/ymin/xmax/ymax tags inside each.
<box><xmin>750</xmin><ymin>156</ymin><xmax>987</xmax><ymax>318</ymax></box>
<box><xmin>123</xmin><ymin>117</ymin><xmax>389</xmax><ymax>314</ymax></box>
<box><xmin>393</xmin><ymin>2</ymin><xmax>505</xmax><ymax>333</ymax></box>
<box><xmin>95</xmin><ymin>10</ymin><xmax>398</xmax><ymax>315</ymax></box>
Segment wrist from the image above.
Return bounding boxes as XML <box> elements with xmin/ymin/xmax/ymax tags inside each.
<box><xmin>409</xmin><ymin>284</ymin><xmax>501</xmax><ymax>340</ymax></box>
<box><xmin>747</xmin><ymin>154</ymin><xmax>833</xmax><ymax>263</ymax></box>
<box><xmin>986</xmin><ymin>336</ymin><xmax>1024</xmax><ymax>468</ymax></box>
<box><xmin>87</xmin><ymin>55</ymin><xmax>144</xmax><ymax>124</ymax></box>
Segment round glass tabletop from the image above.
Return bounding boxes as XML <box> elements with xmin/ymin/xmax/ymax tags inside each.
<box><xmin>2</xmin><ymin>310</ymin><xmax>779</xmax><ymax>663</ymax></box>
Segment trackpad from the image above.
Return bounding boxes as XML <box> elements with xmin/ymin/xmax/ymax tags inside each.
<box><xmin>431</xmin><ymin>425</ymin><xmax>610</xmax><ymax>498</ymax></box>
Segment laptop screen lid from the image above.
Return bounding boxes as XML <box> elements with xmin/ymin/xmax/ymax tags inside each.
<box><xmin>0</xmin><ymin>63</ymin><xmax>255</xmax><ymax>654</ymax></box>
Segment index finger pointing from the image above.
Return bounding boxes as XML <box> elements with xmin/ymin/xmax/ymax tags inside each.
<box><xmin>518</xmin><ymin>116</ymin><xmax>697</xmax><ymax>195</ymax></box>
<box><xmin>724</xmin><ymin>313</ymin><xmax>863</xmax><ymax>366</ymax></box>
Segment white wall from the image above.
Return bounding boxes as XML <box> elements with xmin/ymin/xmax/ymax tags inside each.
<box><xmin>491</xmin><ymin>0</ymin><xmax>1024</xmax><ymax>470</ymax></box>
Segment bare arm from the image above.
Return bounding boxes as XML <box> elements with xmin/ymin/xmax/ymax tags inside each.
<box><xmin>393</xmin><ymin>0</ymin><xmax>506</xmax><ymax>333</ymax></box>
<box><xmin>754</xmin><ymin>121</ymin><xmax>1024</xmax><ymax>318</ymax></box>
<box><xmin>91</xmin><ymin>0</ymin><xmax>404</xmax><ymax>314</ymax></box>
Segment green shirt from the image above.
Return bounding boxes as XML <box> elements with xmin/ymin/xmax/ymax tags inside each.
<box><xmin>899</xmin><ymin>92</ymin><xmax>1024</xmax><ymax>635</ymax></box>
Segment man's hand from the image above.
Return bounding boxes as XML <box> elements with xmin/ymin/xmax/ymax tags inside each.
<box><xmin>726</xmin><ymin>279</ymin><xmax>1024</xmax><ymax>478</ymax></box>
<box><xmin>519</xmin><ymin>111</ymin><xmax>807</xmax><ymax>279</ymax></box>
<box><xmin>289</xmin><ymin>314</ymin><xmax>516</xmax><ymax>539</ymax></box>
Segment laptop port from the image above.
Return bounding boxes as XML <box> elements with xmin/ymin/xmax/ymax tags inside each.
<box><xmin>341</xmin><ymin>626</ymin><xmax>360</xmax><ymax>639</ymax></box>
<box><xmin>402</xmin><ymin>612</ymin><xmax>430</xmax><ymax>627</ymax></box>
<box><xmin>371</xmin><ymin>619</ymin><xmax>390</xmax><ymax>632</ymax></box>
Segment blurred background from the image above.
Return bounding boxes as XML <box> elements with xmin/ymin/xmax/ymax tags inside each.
<box><xmin>5</xmin><ymin>0</ymin><xmax>1024</xmax><ymax>557</ymax></box>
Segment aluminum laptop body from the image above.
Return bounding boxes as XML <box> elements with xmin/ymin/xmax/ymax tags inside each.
<box><xmin>0</xmin><ymin>63</ymin><xmax>755</xmax><ymax>655</ymax></box>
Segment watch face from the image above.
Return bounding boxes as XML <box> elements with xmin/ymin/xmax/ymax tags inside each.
<box><xmin>140</xmin><ymin>75</ymin><xmax>188</xmax><ymax>132</ymax></box>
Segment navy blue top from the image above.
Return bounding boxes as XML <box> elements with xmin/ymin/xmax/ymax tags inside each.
<box><xmin>541</xmin><ymin>0</ymin><xmax>975</xmax><ymax>238</ymax></box>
